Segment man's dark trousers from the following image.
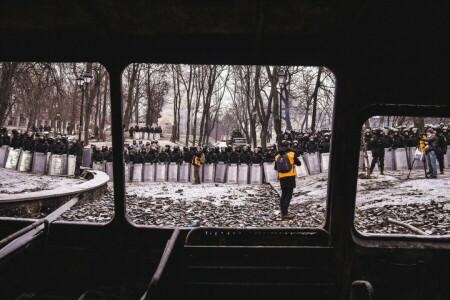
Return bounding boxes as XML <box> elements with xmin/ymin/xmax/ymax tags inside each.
<box><xmin>280</xmin><ymin>176</ymin><xmax>295</xmax><ymax>215</ymax></box>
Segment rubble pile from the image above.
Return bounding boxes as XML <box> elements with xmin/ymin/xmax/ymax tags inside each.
<box><xmin>59</xmin><ymin>186</ymin><xmax>326</xmax><ymax>227</ymax></box>
<box><xmin>55</xmin><ymin>170</ymin><xmax>450</xmax><ymax>235</ymax></box>
<box><xmin>355</xmin><ymin>200</ymin><xmax>450</xmax><ymax>235</ymax></box>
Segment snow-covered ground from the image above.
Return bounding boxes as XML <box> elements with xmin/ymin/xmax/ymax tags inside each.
<box><xmin>0</xmin><ymin>168</ymin><xmax>85</xmax><ymax>195</ymax></box>
<box><xmin>356</xmin><ymin>170</ymin><xmax>450</xmax><ymax>209</ymax></box>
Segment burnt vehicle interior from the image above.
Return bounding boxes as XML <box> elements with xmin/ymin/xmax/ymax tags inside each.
<box><xmin>1</xmin><ymin>1</ymin><xmax>449</xmax><ymax>299</ymax></box>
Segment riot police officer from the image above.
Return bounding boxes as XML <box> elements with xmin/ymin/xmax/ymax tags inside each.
<box><xmin>369</xmin><ymin>128</ymin><xmax>387</xmax><ymax>175</ymax></box>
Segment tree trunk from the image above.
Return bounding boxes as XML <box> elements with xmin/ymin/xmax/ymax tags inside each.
<box><xmin>310</xmin><ymin>67</ymin><xmax>323</xmax><ymax>133</ymax></box>
<box><xmin>414</xmin><ymin>117</ymin><xmax>425</xmax><ymax>133</ymax></box>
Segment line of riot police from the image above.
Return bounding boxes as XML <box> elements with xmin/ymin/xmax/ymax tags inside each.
<box><xmin>128</xmin><ymin>125</ymin><xmax>162</xmax><ymax>140</ymax></box>
<box><xmin>277</xmin><ymin>129</ymin><xmax>331</xmax><ymax>155</ymax></box>
<box><xmin>362</xmin><ymin>124</ymin><xmax>449</xmax><ymax>175</ymax></box>
<box><xmin>120</xmin><ymin>143</ymin><xmax>277</xmax><ymax>166</ymax></box>
<box><xmin>0</xmin><ymin>128</ymin><xmax>85</xmax><ymax>175</ymax></box>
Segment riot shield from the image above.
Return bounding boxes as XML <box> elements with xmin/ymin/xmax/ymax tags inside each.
<box><xmin>61</xmin><ymin>154</ymin><xmax>68</xmax><ymax>175</ymax></box>
<box><xmin>143</xmin><ymin>163</ymin><xmax>155</xmax><ymax>182</ymax></box>
<box><xmin>67</xmin><ymin>155</ymin><xmax>76</xmax><ymax>176</ymax></box>
<box><xmin>178</xmin><ymin>163</ymin><xmax>190</xmax><ymax>183</ymax></box>
<box><xmin>238</xmin><ymin>164</ymin><xmax>249</xmax><ymax>184</ymax></box>
<box><xmin>45</xmin><ymin>152</ymin><xmax>51</xmax><ymax>173</ymax></box>
<box><xmin>214</xmin><ymin>162</ymin><xmax>227</xmax><ymax>183</ymax></box>
<box><xmin>297</xmin><ymin>156</ymin><xmax>309</xmax><ymax>177</ymax></box>
<box><xmin>17</xmin><ymin>150</ymin><xmax>32</xmax><ymax>172</ymax></box>
<box><xmin>263</xmin><ymin>162</ymin><xmax>278</xmax><ymax>183</ymax></box>
<box><xmin>31</xmin><ymin>152</ymin><xmax>47</xmax><ymax>174</ymax></box>
<box><xmin>5</xmin><ymin>148</ymin><xmax>20</xmax><ymax>169</ymax></box>
<box><xmin>304</xmin><ymin>153</ymin><xmax>321</xmax><ymax>174</ymax></box>
<box><xmin>226</xmin><ymin>164</ymin><xmax>238</xmax><ymax>184</ymax></box>
<box><xmin>124</xmin><ymin>163</ymin><xmax>131</xmax><ymax>182</ymax></box>
<box><xmin>155</xmin><ymin>133</ymin><xmax>160</xmax><ymax>140</ymax></box>
<box><xmin>320</xmin><ymin>153</ymin><xmax>330</xmax><ymax>173</ymax></box>
<box><xmin>203</xmin><ymin>163</ymin><xmax>215</xmax><ymax>183</ymax></box>
<box><xmin>359</xmin><ymin>151</ymin><xmax>366</xmax><ymax>171</ymax></box>
<box><xmin>447</xmin><ymin>146</ymin><xmax>450</xmax><ymax>168</ymax></box>
<box><xmin>82</xmin><ymin>148</ymin><xmax>93</xmax><ymax>167</ymax></box>
<box><xmin>132</xmin><ymin>163</ymin><xmax>143</xmax><ymax>182</ymax></box>
<box><xmin>384</xmin><ymin>148</ymin><xmax>395</xmax><ymax>171</ymax></box>
<box><xmin>0</xmin><ymin>145</ymin><xmax>9</xmax><ymax>168</ymax></box>
<box><xmin>167</xmin><ymin>163</ymin><xmax>179</xmax><ymax>182</ymax></box>
<box><xmin>93</xmin><ymin>161</ymin><xmax>105</xmax><ymax>172</ymax></box>
<box><xmin>250</xmin><ymin>164</ymin><xmax>263</xmax><ymax>185</ymax></box>
<box><xmin>394</xmin><ymin>148</ymin><xmax>409</xmax><ymax>170</ymax></box>
<box><xmin>105</xmin><ymin>161</ymin><xmax>113</xmax><ymax>181</ymax></box>
<box><xmin>48</xmin><ymin>154</ymin><xmax>63</xmax><ymax>176</ymax></box>
<box><xmin>155</xmin><ymin>163</ymin><xmax>168</xmax><ymax>182</ymax></box>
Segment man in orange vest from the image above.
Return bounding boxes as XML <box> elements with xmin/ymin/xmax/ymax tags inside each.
<box><xmin>274</xmin><ymin>140</ymin><xmax>302</xmax><ymax>220</ymax></box>
<box><xmin>192</xmin><ymin>147</ymin><xmax>202</xmax><ymax>184</ymax></box>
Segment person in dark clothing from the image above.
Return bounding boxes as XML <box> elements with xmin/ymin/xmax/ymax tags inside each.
<box><xmin>92</xmin><ymin>147</ymin><xmax>104</xmax><ymax>163</ymax></box>
<box><xmin>318</xmin><ymin>134</ymin><xmax>331</xmax><ymax>153</ymax></box>
<box><xmin>239</xmin><ymin>146</ymin><xmax>252</xmax><ymax>164</ymax></box>
<box><xmin>305</xmin><ymin>136</ymin><xmax>318</xmax><ymax>153</ymax></box>
<box><xmin>101</xmin><ymin>147</ymin><xmax>111</xmax><ymax>161</ymax></box>
<box><xmin>441</xmin><ymin>127</ymin><xmax>449</xmax><ymax>146</ymax></box>
<box><xmin>205</xmin><ymin>147</ymin><xmax>217</xmax><ymax>164</ymax></box>
<box><xmin>369</xmin><ymin>129</ymin><xmax>387</xmax><ymax>175</ymax></box>
<box><xmin>170</xmin><ymin>146</ymin><xmax>183</xmax><ymax>163</ymax></box>
<box><xmin>105</xmin><ymin>147</ymin><xmax>113</xmax><ymax>162</ymax></box>
<box><xmin>217</xmin><ymin>147</ymin><xmax>228</xmax><ymax>163</ymax></box>
<box><xmin>146</xmin><ymin>146</ymin><xmax>158</xmax><ymax>163</ymax></box>
<box><xmin>263</xmin><ymin>145</ymin><xmax>276</xmax><ymax>163</ymax></box>
<box><xmin>0</xmin><ymin>131</ymin><xmax>10</xmax><ymax>146</ymax></box>
<box><xmin>252</xmin><ymin>147</ymin><xmax>264</xmax><ymax>165</ymax></box>
<box><xmin>434</xmin><ymin>128</ymin><xmax>447</xmax><ymax>174</ymax></box>
<box><xmin>124</xmin><ymin>149</ymin><xmax>131</xmax><ymax>164</ymax></box>
<box><xmin>228</xmin><ymin>146</ymin><xmax>240</xmax><ymax>164</ymax></box>
<box><xmin>51</xmin><ymin>138</ymin><xmax>66</xmax><ymax>155</ymax></box>
<box><xmin>129</xmin><ymin>126</ymin><xmax>134</xmax><ymax>138</ymax></box>
<box><xmin>35</xmin><ymin>136</ymin><xmax>48</xmax><ymax>153</ymax></box>
<box><xmin>10</xmin><ymin>131</ymin><xmax>22</xmax><ymax>149</ymax></box>
<box><xmin>420</xmin><ymin>128</ymin><xmax>438</xmax><ymax>178</ymax></box>
<box><xmin>182</xmin><ymin>147</ymin><xmax>193</xmax><ymax>163</ymax></box>
<box><xmin>291</xmin><ymin>140</ymin><xmax>302</xmax><ymax>157</ymax></box>
<box><xmin>403</xmin><ymin>129</ymin><xmax>418</xmax><ymax>147</ymax></box>
<box><xmin>157</xmin><ymin>147</ymin><xmax>170</xmax><ymax>163</ymax></box>
<box><xmin>274</xmin><ymin>140</ymin><xmax>302</xmax><ymax>220</ymax></box>
<box><xmin>67</xmin><ymin>141</ymin><xmax>77</xmax><ymax>156</ymax></box>
<box><xmin>68</xmin><ymin>139</ymin><xmax>83</xmax><ymax>175</ymax></box>
<box><xmin>363</xmin><ymin>129</ymin><xmax>372</xmax><ymax>149</ymax></box>
<box><xmin>390</xmin><ymin>130</ymin><xmax>405</xmax><ymax>149</ymax></box>
<box><xmin>131</xmin><ymin>149</ymin><xmax>144</xmax><ymax>164</ymax></box>
<box><xmin>22</xmin><ymin>133</ymin><xmax>35</xmax><ymax>152</ymax></box>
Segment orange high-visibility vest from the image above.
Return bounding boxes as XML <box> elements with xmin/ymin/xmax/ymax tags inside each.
<box><xmin>418</xmin><ymin>134</ymin><xmax>427</xmax><ymax>152</ymax></box>
<box><xmin>192</xmin><ymin>155</ymin><xmax>201</xmax><ymax>166</ymax></box>
<box><xmin>274</xmin><ymin>151</ymin><xmax>297</xmax><ymax>178</ymax></box>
